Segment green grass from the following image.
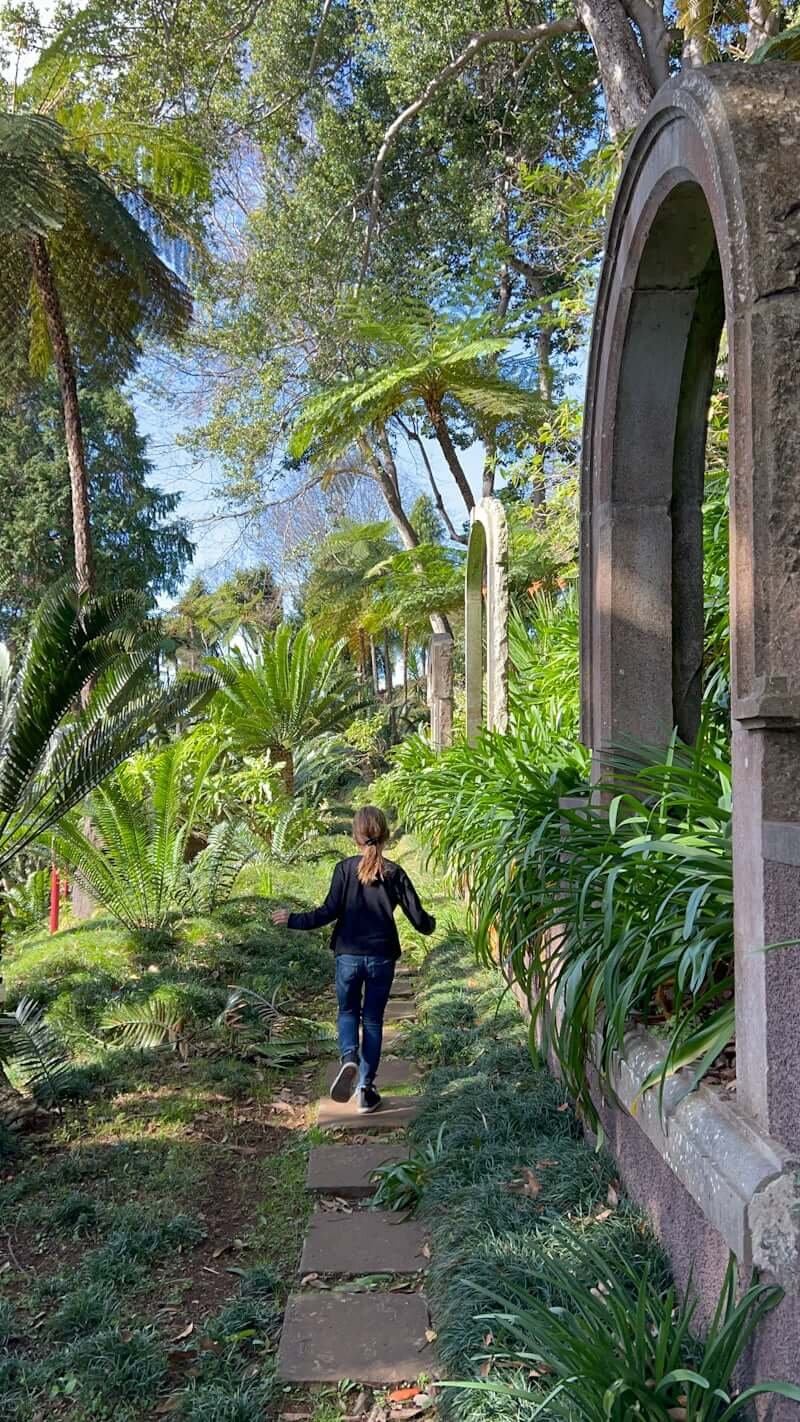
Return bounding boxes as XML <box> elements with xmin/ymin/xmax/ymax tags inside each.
<box><xmin>0</xmin><ymin>856</ymin><xmax>344</xmax><ymax>1422</ymax></box>
<box><xmin>406</xmin><ymin>933</ymin><xmax>669</xmax><ymax>1421</ymax></box>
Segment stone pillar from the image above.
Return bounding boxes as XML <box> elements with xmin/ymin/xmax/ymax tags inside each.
<box><xmin>465</xmin><ymin>498</ymin><xmax>509</xmax><ymax>744</ymax></box>
<box><xmin>427</xmin><ymin>632</ymin><xmax>453</xmax><ymax>751</ymax></box>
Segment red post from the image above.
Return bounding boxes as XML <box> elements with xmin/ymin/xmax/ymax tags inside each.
<box><xmin>49</xmin><ymin>866</ymin><xmax>60</xmax><ymax>934</ymax></box>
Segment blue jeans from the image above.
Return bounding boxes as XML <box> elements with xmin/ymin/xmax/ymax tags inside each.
<box><xmin>335</xmin><ymin>955</ymin><xmax>395</xmax><ymax>1088</ymax></box>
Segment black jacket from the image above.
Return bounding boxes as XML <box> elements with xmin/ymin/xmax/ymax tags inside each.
<box><xmin>287</xmin><ymin>856</ymin><xmax>436</xmax><ymax>959</ymax></box>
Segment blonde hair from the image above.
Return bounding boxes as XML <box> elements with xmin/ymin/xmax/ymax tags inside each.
<box><xmin>353</xmin><ymin>805</ymin><xmax>390</xmax><ymax>884</ymax></box>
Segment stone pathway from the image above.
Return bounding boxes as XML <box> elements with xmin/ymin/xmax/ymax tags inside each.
<box><xmin>277</xmin><ymin>966</ymin><xmax>439</xmax><ymax>1390</ymax></box>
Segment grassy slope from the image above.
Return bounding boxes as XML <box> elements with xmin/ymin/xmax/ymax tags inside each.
<box><xmin>0</xmin><ymin>859</ymin><xmax>342</xmax><ymax>1422</ymax></box>
<box><xmin>0</xmin><ymin>837</ymin><xmax>453</xmax><ymax>1422</ymax></box>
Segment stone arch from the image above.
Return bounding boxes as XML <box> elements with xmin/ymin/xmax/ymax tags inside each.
<box><xmin>580</xmin><ymin>65</ymin><xmax>800</xmax><ymax>1149</ymax></box>
<box><xmin>465</xmin><ymin>497</ymin><xmax>509</xmax><ymax>743</ymax></box>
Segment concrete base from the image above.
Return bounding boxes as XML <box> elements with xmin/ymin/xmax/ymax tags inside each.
<box><xmin>324</xmin><ymin>1057</ymin><xmax>419</xmax><ymax>1093</ymax></box>
<box><xmin>384</xmin><ymin>1000</ymin><xmax>417</xmax><ymax>1023</ymax></box>
<box><xmin>300</xmin><ymin>1211</ymin><xmax>428</xmax><ymax>1275</ymax></box>
<box><xmin>277</xmin><ymin>1292</ymin><xmax>438</xmax><ymax>1383</ymax></box>
<box><xmin>318</xmin><ymin>1095</ymin><xmax>420</xmax><ymax>1131</ymax></box>
<box><xmin>306</xmin><ymin>1144</ymin><xmax>409</xmax><ymax>1197</ymax></box>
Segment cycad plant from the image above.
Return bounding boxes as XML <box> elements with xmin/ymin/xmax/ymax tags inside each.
<box><xmin>210</xmin><ymin>623</ymin><xmax>360</xmax><ymax>794</ymax></box>
<box><xmin>52</xmin><ymin>742</ymin><xmax>258</xmax><ymax>935</ymax></box>
<box><xmin>289</xmin><ymin>300</ymin><xmax>540</xmax><ymax>514</ymax></box>
<box><xmin>0</xmin><ymin>581</ymin><xmax>211</xmax><ymax>885</ymax></box>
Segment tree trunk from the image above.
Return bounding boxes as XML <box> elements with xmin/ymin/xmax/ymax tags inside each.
<box><xmin>426</xmin><ymin>399</ymin><xmax>475</xmax><ymax>512</ymax></box>
<box><xmin>29</xmin><ymin>237</ymin><xmax>95</xmax><ymax>596</ymax></box>
<box><xmin>395</xmin><ymin>418</ymin><xmax>466</xmax><ymax>543</ymax></box>
<box><xmin>574</xmin><ymin>0</ymin><xmax>655</xmax><ymax>134</ymax></box>
<box><xmin>369</xmin><ymin>635</ymin><xmax>379</xmax><ymax>695</ymax></box>
<box><xmin>359</xmin><ymin>433</ymin><xmax>454</xmax><ymax>639</ymax></box>
<box><xmin>272</xmin><ymin>745</ymin><xmax>294</xmax><ymax>796</ymax></box>
<box><xmin>383</xmin><ymin>632</ymin><xmax>393</xmax><ymax>699</ymax></box>
<box><xmin>358</xmin><ymin>627</ymin><xmax>368</xmax><ymax>682</ymax></box>
<box><xmin>403</xmin><ymin>627</ymin><xmax>409</xmax><ymax>704</ymax></box>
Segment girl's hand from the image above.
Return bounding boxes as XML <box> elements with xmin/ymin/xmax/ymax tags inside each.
<box><xmin>271</xmin><ymin>908</ymin><xmax>290</xmax><ymax>926</ymax></box>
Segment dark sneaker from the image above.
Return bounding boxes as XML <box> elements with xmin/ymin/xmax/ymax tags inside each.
<box><xmin>358</xmin><ymin>1085</ymin><xmax>382</xmax><ymax>1114</ymax></box>
<box><xmin>330</xmin><ymin>1058</ymin><xmax>359</xmax><ymax>1103</ymax></box>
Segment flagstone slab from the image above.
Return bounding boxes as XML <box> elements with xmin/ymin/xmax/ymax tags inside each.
<box><xmin>384</xmin><ymin>999</ymin><xmax>417</xmax><ymax>1022</ymax></box>
<box><xmin>300</xmin><ymin>1210</ymin><xmax>428</xmax><ymax>1275</ymax></box>
<box><xmin>317</xmin><ymin>1095</ymin><xmax>420</xmax><ymax>1131</ymax></box>
<box><xmin>390</xmin><ymin>979</ymin><xmax>416</xmax><ymax>997</ymax></box>
<box><xmin>324</xmin><ymin>1056</ymin><xmax>419</xmax><ymax>1093</ymax></box>
<box><xmin>306</xmin><ymin>1144</ymin><xmax>409</xmax><ymax>1197</ymax></box>
<box><xmin>277</xmin><ymin>1292</ymin><xmax>437</xmax><ymax>1383</ymax></box>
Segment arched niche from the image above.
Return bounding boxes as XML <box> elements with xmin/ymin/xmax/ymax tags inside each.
<box><xmin>580</xmin><ymin>65</ymin><xmax>800</xmax><ymax>1149</ymax></box>
<box><xmin>465</xmin><ymin>497</ymin><xmax>509</xmax><ymax>743</ymax></box>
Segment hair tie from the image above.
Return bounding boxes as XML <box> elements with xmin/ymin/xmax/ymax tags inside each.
<box><xmin>366</xmin><ymin>836</ymin><xmax>378</xmax><ymax>846</ymax></box>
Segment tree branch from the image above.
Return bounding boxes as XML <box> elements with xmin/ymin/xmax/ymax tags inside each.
<box><xmin>357</xmin><ymin>18</ymin><xmax>583</xmax><ymax>286</ymax></box>
<box><xmin>395</xmin><ymin>415</ymin><xmax>467</xmax><ymax>544</ymax></box>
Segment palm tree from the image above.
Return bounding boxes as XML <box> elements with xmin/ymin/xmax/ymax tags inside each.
<box><xmin>209</xmin><ymin>623</ymin><xmax>360</xmax><ymax>795</ymax></box>
<box><xmin>289</xmin><ymin>301</ymin><xmax>541</xmax><ymax>515</ymax></box>
<box><xmin>0</xmin><ymin>112</ymin><xmax>196</xmax><ymax>594</ymax></box>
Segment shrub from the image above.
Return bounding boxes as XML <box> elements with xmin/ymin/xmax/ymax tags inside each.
<box><xmin>47</xmin><ymin>1282</ymin><xmax>120</xmax><ymax>1340</ymax></box>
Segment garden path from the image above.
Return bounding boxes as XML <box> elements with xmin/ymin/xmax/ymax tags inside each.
<box><xmin>276</xmin><ymin>966</ymin><xmax>439</xmax><ymax>1391</ymax></box>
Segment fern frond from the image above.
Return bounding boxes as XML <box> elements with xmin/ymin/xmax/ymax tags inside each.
<box><xmin>0</xmin><ymin>998</ymin><xmax>74</xmax><ymax>1106</ymax></box>
<box><xmin>100</xmin><ymin>990</ymin><xmax>186</xmax><ymax>1050</ymax></box>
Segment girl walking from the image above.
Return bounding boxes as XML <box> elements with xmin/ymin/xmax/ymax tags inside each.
<box><xmin>271</xmin><ymin>807</ymin><xmax>435</xmax><ymax>1113</ymax></box>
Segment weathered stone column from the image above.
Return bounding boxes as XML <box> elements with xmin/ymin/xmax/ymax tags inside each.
<box><xmin>465</xmin><ymin>498</ymin><xmax>509</xmax><ymax>743</ymax></box>
<box><xmin>427</xmin><ymin>632</ymin><xmax>453</xmax><ymax>751</ymax></box>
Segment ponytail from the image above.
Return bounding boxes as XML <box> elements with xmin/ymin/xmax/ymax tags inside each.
<box><xmin>353</xmin><ymin>806</ymin><xmax>390</xmax><ymax>885</ymax></box>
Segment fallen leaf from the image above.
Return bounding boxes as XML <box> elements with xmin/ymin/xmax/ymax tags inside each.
<box><xmin>171</xmin><ymin>1323</ymin><xmax>194</xmax><ymax>1342</ymax></box>
<box><xmin>421</xmin><ymin>1242</ymin><xmax>431</xmax><ymax>1259</ymax></box>
<box><xmin>607</xmin><ymin>1184</ymin><xmax>620</xmax><ymax>1207</ymax></box>
<box><xmin>154</xmin><ymin>1396</ymin><xmax>184</xmax><ymax>1415</ymax></box>
<box><xmin>479</xmin><ymin>1359</ymin><xmax>492</xmax><ymax>1378</ymax></box>
<box><xmin>508</xmin><ymin>1168</ymin><xmax>541</xmax><ymax>1198</ymax></box>
<box><xmin>389</xmin><ymin>1388</ymin><xmax>418</xmax><ymax>1403</ymax></box>
<box><xmin>557</xmin><ymin>1102</ymin><xmax>570</xmax><ymax>1112</ymax></box>
<box><xmin>593</xmin><ymin>1208</ymin><xmax>612</xmax><ymax>1222</ymax></box>
<box><xmin>425</xmin><ymin>1328</ymin><xmax>438</xmax><ymax>1343</ymax></box>
<box><xmin>536</xmin><ymin>1159</ymin><xmax>558</xmax><ymax>1168</ymax></box>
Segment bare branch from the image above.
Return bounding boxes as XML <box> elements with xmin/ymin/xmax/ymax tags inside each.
<box><xmin>357</xmin><ymin>18</ymin><xmax>584</xmax><ymax>287</ymax></box>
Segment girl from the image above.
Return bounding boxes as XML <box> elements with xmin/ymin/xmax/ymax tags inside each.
<box><xmin>271</xmin><ymin>806</ymin><xmax>435</xmax><ymax>1113</ymax></box>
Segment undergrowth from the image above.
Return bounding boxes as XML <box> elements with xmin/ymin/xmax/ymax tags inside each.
<box><xmin>404</xmin><ymin>935</ymin><xmax>798</xmax><ymax>1421</ymax></box>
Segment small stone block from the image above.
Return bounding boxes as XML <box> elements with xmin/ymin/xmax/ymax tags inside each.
<box><xmin>317</xmin><ymin>1095</ymin><xmax>420</xmax><ymax>1130</ymax></box>
<box><xmin>390</xmin><ymin>980</ymin><xmax>416</xmax><ymax>998</ymax></box>
<box><xmin>306</xmin><ymin>1144</ymin><xmax>409</xmax><ymax>1197</ymax></box>
<box><xmin>324</xmin><ymin>1057</ymin><xmax>419</xmax><ymax>1093</ymax></box>
<box><xmin>277</xmin><ymin>1292</ymin><xmax>437</xmax><ymax>1383</ymax></box>
<box><xmin>384</xmin><ymin>999</ymin><xmax>417</xmax><ymax>1022</ymax></box>
<box><xmin>300</xmin><ymin>1211</ymin><xmax>428</xmax><ymax>1274</ymax></box>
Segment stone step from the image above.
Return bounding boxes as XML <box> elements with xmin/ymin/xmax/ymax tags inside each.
<box><xmin>318</xmin><ymin>1095</ymin><xmax>420</xmax><ymax>1131</ymax></box>
<box><xmin>390</xmin><ymin>980</ymin><xmax>416</xmax><ymax>998</ymax></box>
<box><xmin>277</xmin><ymin>1292</ymin><xmax>437</xmax><ymax>1384</ymax></box>
<box><xmin>300</xmin><ymin>1210</ymin><xmax>428</xmax><ymax>1275</ymax></box>
<box><xmin>306</xmin><ymin>1144</ymin><xmax>409</xmax><ymax>1197</ymax></box>
<box><xmin>384</xmin><ymin>999</ymin><xmax>417</xmax><ymax>1023</ymax></box>
<box><xmin>324</xmin><ymin>1056</ymin><xmax>420</xmax><ymax>1094</ymax></box>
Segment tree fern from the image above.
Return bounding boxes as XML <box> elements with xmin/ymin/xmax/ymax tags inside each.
<box><xmin>289</xmin><ymin>299</ymin><xmax>540</xmax><ymax>493</ymax></box>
